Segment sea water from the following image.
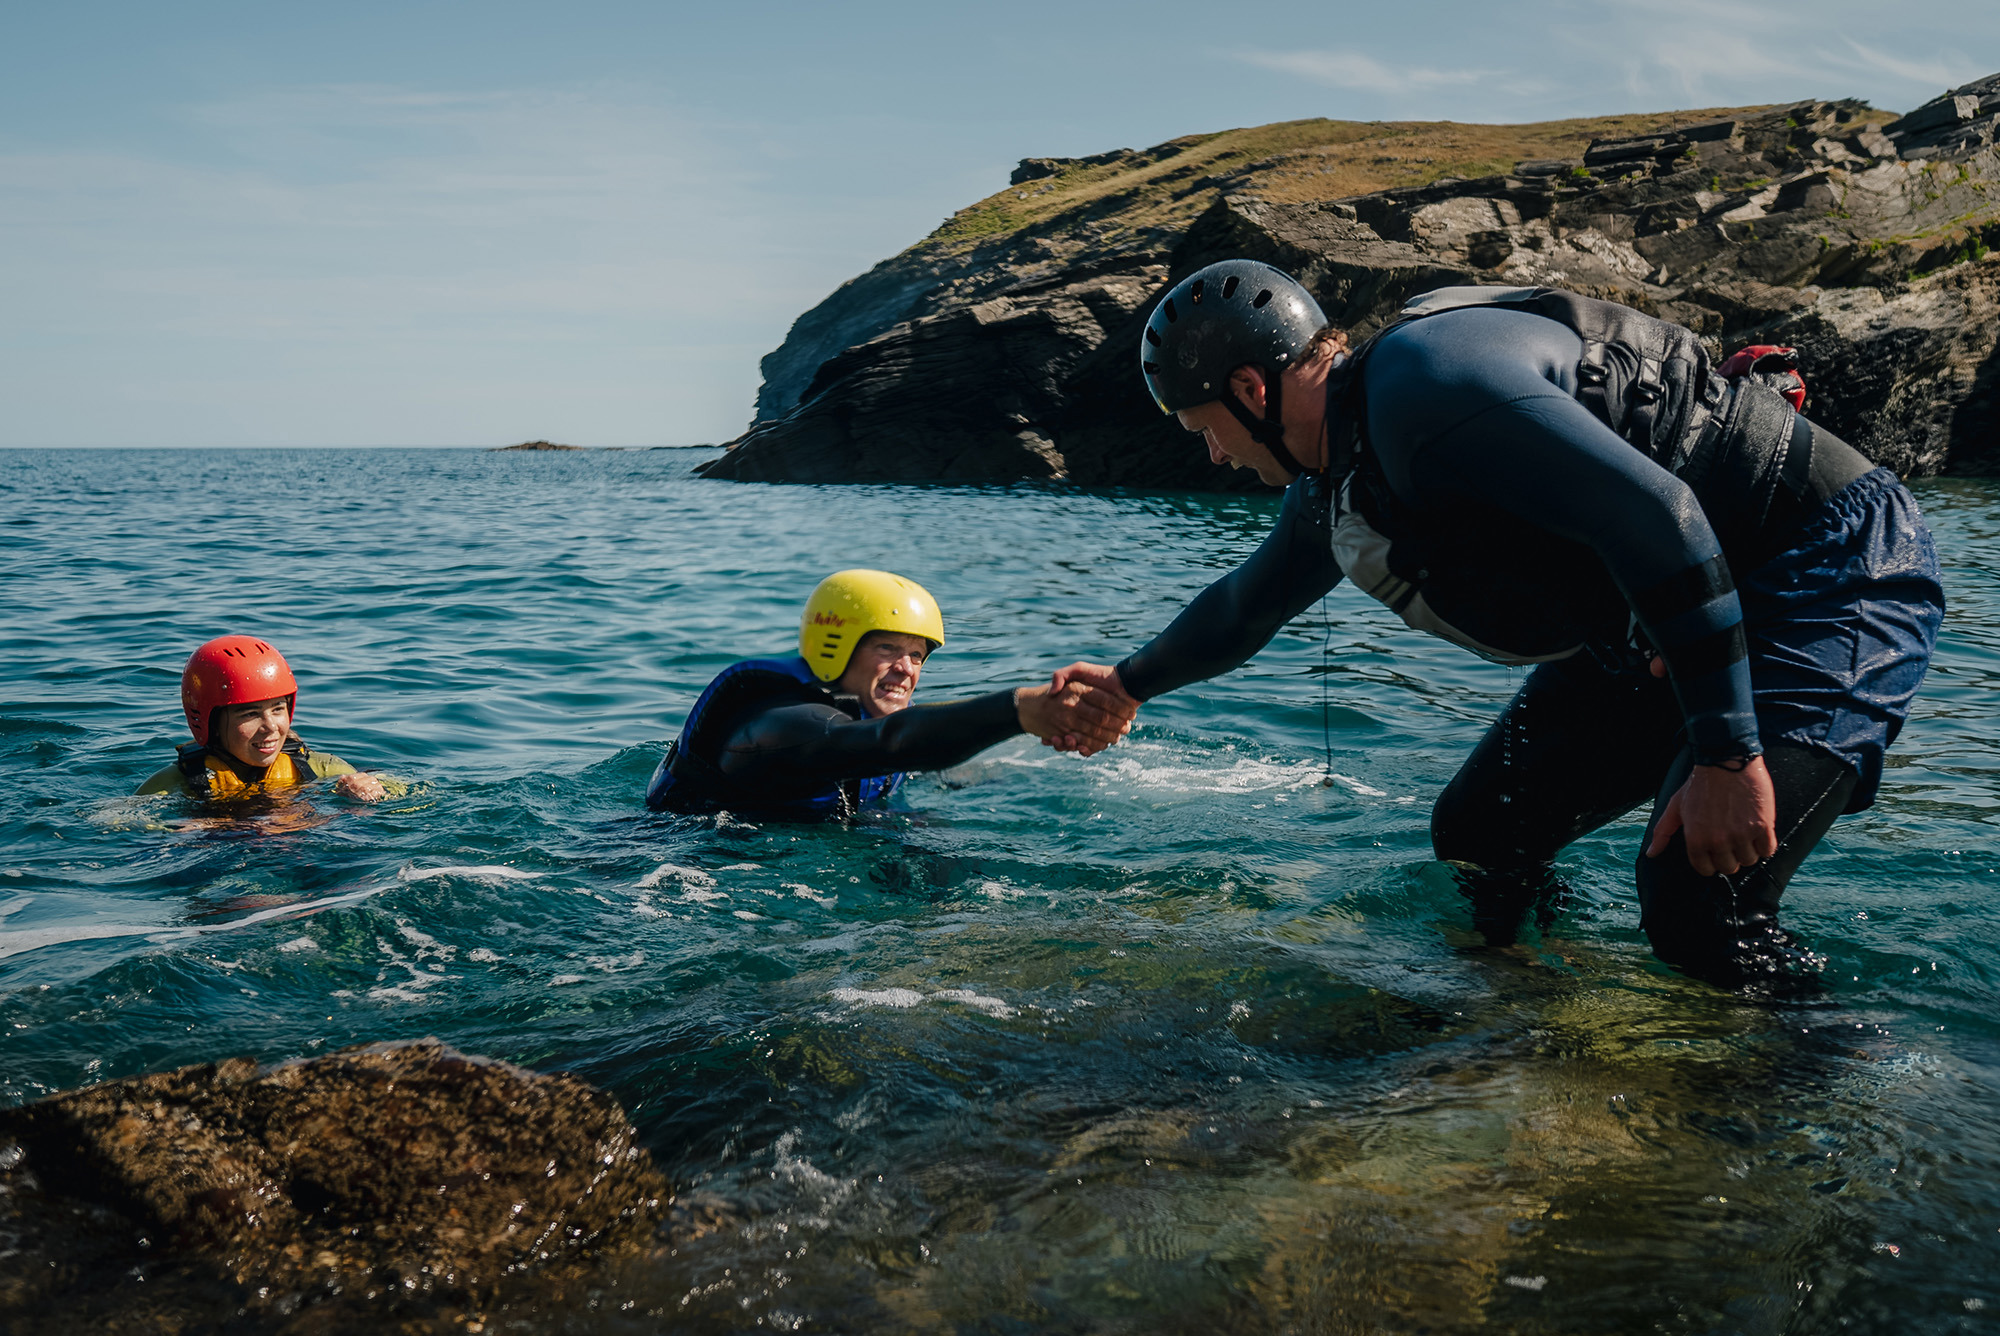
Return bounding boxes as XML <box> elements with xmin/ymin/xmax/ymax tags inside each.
<box><xmin>2</xmin><ymin>446</ymin><xmax>1998</xmax><ymax>1332</ymax></box>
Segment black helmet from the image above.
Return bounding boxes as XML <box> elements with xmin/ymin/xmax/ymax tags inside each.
<box><xmin>1140</xmin><ymin>260</ymin><xmax>1327</xmax><ymax>414</ymax></box>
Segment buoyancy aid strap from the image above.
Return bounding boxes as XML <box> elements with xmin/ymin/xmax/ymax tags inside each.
<box><xmin>1221</xmin><ymin>377</ymin><xmax>1310</xmax><ymax>479</ymax></box>
<box><xmin>1681</xmin><ymin>378</ymin><xmax>1797</xmax><ymax>564</ymax></box>
<box><xmin>174</xmin><ymin>736</ymin><xmax>315</xmax><ymax>798</ymax></box>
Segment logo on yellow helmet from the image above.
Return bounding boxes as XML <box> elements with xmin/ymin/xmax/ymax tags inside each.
<box><xmin>798</xmin><ymin>570</ymin><xmax>945</xmax><ymax>683</ymax></box>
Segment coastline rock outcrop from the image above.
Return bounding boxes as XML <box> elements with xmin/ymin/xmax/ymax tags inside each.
<box><xmin>0</xmin><ymin>1039</ymin><xmax>668</xmax><ymax>1330</ymax></box>
<box><xmin>703</xmin><ymin>75</ymin><xmax>2000</xmax><ymax>487</ymax></box>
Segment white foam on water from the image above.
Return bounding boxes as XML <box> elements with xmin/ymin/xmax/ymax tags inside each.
<box><xmin>399</xmin><ymin>864</ymin><xmax>540</xmax><ymax>883</ymax></box>
<box><xmin>830</xmin><ymin>987</ymin><xmax>926</xmax><ymax>1009</ymax></box>
<box><xmin>277</xmin><ymin>937</ymin><xmax>318</xmax><ymax>953</ymax></box>
<box><xmin>586</xmin><ymin>951</ymin><xmax>645</xmax><ymax>972</ymax></box>
<box><xmin>468</xmin><ymin>947</ymin><xmax>502</xmax><ymax>962</ymax></box>
<box><xmin>732</xmin><ymin>910</ymin><xmax>766</xmax><ymax>921</ymax></box>
<box><xmin>365</xmin><ymin>985</ymin><xmax>436</xmax><ymax>1004</ymax></box>
<box><xmin>395</xmin><ymin>918</ymin><xmax>456</xmax><ymax>961</ymax></box>
<box><xmin>549</xmin><ymin>973</ymin><xmax>586</xmax><ymax>986</ymax></box>
<box><xmin>1093</xmin><ymin>745</ymin><xmax>1340</xmax><ymax>796</ymax></box>
<box><xmin>637</xmin><ymin>862</ymin><xmax>716</xmax><ymax>891</ymax></box>
<box><xmin>831</xmin><ymin>986</ymin><xmax>1016</xmax><ymax>1017</ymax></box>
<box><xmin>769</xmin><ymin>1129</ymin><xmax>856</xmax><ymax>1229</ymax></box>
<box><xmin>0</xmin><ymin>884</ymin><xmax>385</xmax><ymax>962</ymax></box>
<box><xmin>786</xmin><ymin>882</ymin><xmax>835</xmax><ymax>908</ymax></box>
<box><xmin>932</xmin><ymin>988</ymin><xmax>1016</xmax><ymax>1018</ymax></box>
<box><xmin>680</xmin><ymin>888</ymin><xmax>729</xmax><ymax>904</ymax></box>
<box><xmin>1006</xmin><ymin>741</ymin><xmax>1405</xmax><ymax>800</ymax></box>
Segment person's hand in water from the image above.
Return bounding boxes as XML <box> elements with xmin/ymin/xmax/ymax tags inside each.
<box><xmin>334</xmin><ymin>771</ymin><xmax>388</xmax><ymax>802</ymax></box>
<box><xmin>1014</xmin><ymin>670</ymin><xmax>1138</xmax><ymax>757</ymax></box>
<box><xmin>1037</xmin><ymin>663</ymin><xmax>1142</xmax><ymax>754</ymax></box>
<box><xmin>1643</xmin><ymin>655</ymin><xmax>1778</xmax><ymax>875</ymax></box>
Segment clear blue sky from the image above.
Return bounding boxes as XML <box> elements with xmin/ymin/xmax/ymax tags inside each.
<box><xmin>4</xmin><ymin>0</ymin><xmax>1994</xmax><ymax>447</ymax></box>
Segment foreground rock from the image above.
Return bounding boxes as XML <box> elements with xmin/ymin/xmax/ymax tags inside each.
<box><xmin>0</xmin><ymin>1039</ymin><xmax>669</xmax><ymax>1331</ymax></box>
<box><xmin>703</xmin><ymin>74</ymin><xmax>2000</xmax><ymax>486</ymax></box>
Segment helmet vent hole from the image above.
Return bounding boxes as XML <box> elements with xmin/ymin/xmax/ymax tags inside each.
<box><xmin>1222</xmin><ymin>276</ymin><xmax>1240</xmax><ymax>299</ymax></box>
<box><xmin>1143</xmin><ymin>360</ymin><xmax>1161</xmax><ymax>374</ymax></box>
<box><xmin>1163</xmin><ymin>298</ymin><xmax>1178</xmax><ymax>323</ymax></box>
<box><xmin>1189</xmin><ymin>278</ymin><xmax>1204</xmax><ymax>304</ymax></box>
<box><xmin>1252</xmin><ymin>289</ymin><xmax>1273</xmax><ymax>308</ymax></box>
<box><xmin>1144</xmin><ymin>328</ymin><xmax>1161</xmax><ymax>347</ymax></box>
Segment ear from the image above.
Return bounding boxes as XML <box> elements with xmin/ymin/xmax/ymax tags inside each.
<box><xmin>1229</xmin><ymin>364</ymin><xmax>1267</xmax><ymax>415</ymax></box>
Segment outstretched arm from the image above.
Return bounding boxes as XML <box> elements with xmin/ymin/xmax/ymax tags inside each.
<box><xmin>716</xmin><ymin>685</ymin><xmax>1130</xmax><ymax>799</ymax></box>
<box><xmin>1108</xmin><ymin>475</ymin><xmax>1345</xmax><ymax>703</ymax></box>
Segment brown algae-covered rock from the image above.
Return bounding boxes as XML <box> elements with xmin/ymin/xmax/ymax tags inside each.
<box><xmin>0</xmin><ymin>1039</ymin><xmax>668</xmax><ymax>1327</ymax></box>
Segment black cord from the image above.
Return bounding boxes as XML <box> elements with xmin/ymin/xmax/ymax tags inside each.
<box><xmin>1320</xmin><ymin>592</ymin><xmax>1336</xmax><ymax>786</ymax></box>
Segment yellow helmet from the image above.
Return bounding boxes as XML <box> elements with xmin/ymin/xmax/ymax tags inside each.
<box><xmin>798</xmin><ymin>569</ymin><xmax>945</xmax><ymax>682</ymax></box>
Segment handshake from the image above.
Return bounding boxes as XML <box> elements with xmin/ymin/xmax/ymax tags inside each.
<box><xmin>1010</xmin><ymin>663</ymin><xmax>1141</xmax><ymax>758</ymax></box>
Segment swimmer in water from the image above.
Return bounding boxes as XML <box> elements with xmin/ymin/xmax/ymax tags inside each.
<box><xmin>135</xmin><ymin>635</ymin><xmax>401</xmax><ymax>802</ymax></box>
<box><xmin>645</xmin><ymin>569</ymin><xmax>1136</xmax><ymax>820</ymax></box>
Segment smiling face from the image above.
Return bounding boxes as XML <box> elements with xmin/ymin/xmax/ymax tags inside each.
<box><xmin>215</xmin><ymin>696</ymin><xmax>293</xmax><ymax>769</ymax></box>
<box><xmin>836</xmin><ymin>631</ymin><xmax>932</xmax><ymax>716</ymax></box>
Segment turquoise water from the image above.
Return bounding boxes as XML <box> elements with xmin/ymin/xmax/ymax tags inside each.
<box><xmin>4</xmin><ymin>446</ymin><xmax>2000</xmax><ymax>1332</ymax></box>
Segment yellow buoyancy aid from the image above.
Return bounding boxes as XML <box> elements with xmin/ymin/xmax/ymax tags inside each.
<box><xmin>175</xmin><ymin>738</ymin><xmax>317</xmax><ymax>799</ymax></box>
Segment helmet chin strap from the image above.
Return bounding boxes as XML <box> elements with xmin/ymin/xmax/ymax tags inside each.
<box><xmin>1220</xmin><ymin>367</ymin><xmax>1311</xmax><ymax>478</ymax></box>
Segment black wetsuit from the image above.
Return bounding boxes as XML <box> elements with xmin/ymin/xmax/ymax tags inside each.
<box><xmin>647</xmin><ymin>656</ymin><xmax>1024</xmax><ymax>818</ymax></box>
<box><xmin>1116</xmin><ymin>305</ymin><xmax>1941</xmax><ymax>984</ymax></box>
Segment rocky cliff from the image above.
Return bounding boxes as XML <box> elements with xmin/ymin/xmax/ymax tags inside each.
<box><xmin>702</xmin><ymin>75</ymin><xmax>2000</xmax><ymax>488</ymax></box>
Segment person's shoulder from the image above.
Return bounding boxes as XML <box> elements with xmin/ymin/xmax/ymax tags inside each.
<box><xmin>133</xmin><ymin>763</ymin><xmax>188</xmax><ymax>796</ymax></box>
<box><xmin>303</xmin><ymin>748</ymin><xmax>357</xmax><ymax>778</ymax></box>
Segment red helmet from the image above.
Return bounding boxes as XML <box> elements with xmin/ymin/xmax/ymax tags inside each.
<box><xmin>181</xmin><ymin>636</ymin><xmax>299</xmax><ymax>746</ymax></box>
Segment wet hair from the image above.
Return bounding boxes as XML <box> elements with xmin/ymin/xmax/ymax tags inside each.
<box><xmin>1304</xmin><ymin>324</ymin><xmax>1352</xmax><ymax>360</ymax></box>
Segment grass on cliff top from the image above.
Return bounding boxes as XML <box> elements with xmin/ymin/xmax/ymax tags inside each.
<box><xmin>924</xmin><ymin>106</ymin><xmax>1786</xmax><ymax>252</ymax></box>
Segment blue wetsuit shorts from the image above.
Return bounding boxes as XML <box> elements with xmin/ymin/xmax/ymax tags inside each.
<box><xmin>1740</xmin><ymin>467</ymin><xmax>1944</xmax><ymax>812</ymax></box>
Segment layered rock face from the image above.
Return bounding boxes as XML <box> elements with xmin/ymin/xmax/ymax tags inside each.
<box><xmin>703</xmin><ymin>76</ymin><xmax>2000</xmax><ymax>487</ymax></box>
<box><xmin>0</xmin><ymin>1039</ymin><xmax>669</xmax><ymax>1331</ymax></box>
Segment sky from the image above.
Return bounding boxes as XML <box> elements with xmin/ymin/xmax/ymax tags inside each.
<box><xmin>3</xmin><ymin>0</ymin><xmax>1997</xmax><ymax>447</ymax></box>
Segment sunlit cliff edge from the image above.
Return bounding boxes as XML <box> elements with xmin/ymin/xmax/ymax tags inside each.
<box><xmin>705</xmin><ymin>76</ymin><xmax>2000</xmax><ymax>489</ymax></box>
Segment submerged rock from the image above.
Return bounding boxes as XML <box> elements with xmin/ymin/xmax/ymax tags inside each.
<box><xmin>705</xmin><ymin>75</ymin><xmax>2000</xmax><ymax>486</ymax></box>
<box><xmin>0</xmin><ymin>1038</ymin><xmax>669</xmax><ymax>1330</ymax></box>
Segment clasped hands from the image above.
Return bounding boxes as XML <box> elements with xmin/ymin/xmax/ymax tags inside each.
<box><xmin>1011</xmin><ymin>663</ymin><xmax>1140</xmax><ymax>758</ymax></box>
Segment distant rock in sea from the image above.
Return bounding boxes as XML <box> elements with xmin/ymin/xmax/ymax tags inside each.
<box><xmin>0</xmin><ymin>1038</ymin><xmax>669</xmax><ymax>1329</ymax></box>
<box><xmin>496</xmin><ymin>439</ymin><xmax>582</xmax><ymax>451</ymax></box>
<box><xmin>703</xmin><ymin>72</ymin><xmax>2000</xmax><ymax>488</ymax></box>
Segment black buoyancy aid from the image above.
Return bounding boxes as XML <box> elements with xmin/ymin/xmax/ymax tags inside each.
<box><xmin>1324</xmin><ymin>285</ymin><xmax>1811</xmax><ymax>666</ymax></box>
<box><xmin>645</xmin><ymin>656</ymin><xmax>904</xmax><ymax>820</ymax></box>
<box><xmin>175</xmin><ymin>736</ymin><xmax>318</xmax><ymax>799</ymax></box>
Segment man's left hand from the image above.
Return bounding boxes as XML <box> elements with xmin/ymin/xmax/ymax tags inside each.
<box><xmin>1645</xmin><ymin>757</ymin><xmax>1778</xmax><ymax>877</ymax></box>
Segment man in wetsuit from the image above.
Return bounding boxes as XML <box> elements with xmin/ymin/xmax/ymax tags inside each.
<box><xmin>1056</xmin><ymin>261</ymin><xmax>1942</xmax><ymax>985</ymax></box>
<box><xmin>647</xmin><ymin>569</ymin><xmax>1134</xmax><ymax>819</ymax></box>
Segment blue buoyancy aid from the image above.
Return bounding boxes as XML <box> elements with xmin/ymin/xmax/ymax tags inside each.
<box><xmin>644</xmin><ymin>656</ymin><xmax>905</xmax><ymax>820</ymax></box>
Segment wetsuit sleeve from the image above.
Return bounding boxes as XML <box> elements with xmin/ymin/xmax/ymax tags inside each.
<box><xmin>1116</xmin><ymin>477</ymin><xmax>1344</xmax><ymax>701</ymax></box>
<box><xmin>307</xmin><ymin>751</ymin><xmax>357</xmax><ymax>779</ymax></box>
<box><xmin>307</xmin><ymin>750</ymin><xmax>410</xmax><ymax>796</ymax></box>
<box><xmin>134</xmin><ymin>764</ymin><xmax>185</xmax><ymax>796</ymax></box>
<box><xmin>715</xmin><ymin>690</ymin><xmax>1023</xmax><ymax>795</ymax></box>
<box><xmin>1368</xmin><ymin>311</ymin><xmax>1758</xmax><ymax>763</ymax></box>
